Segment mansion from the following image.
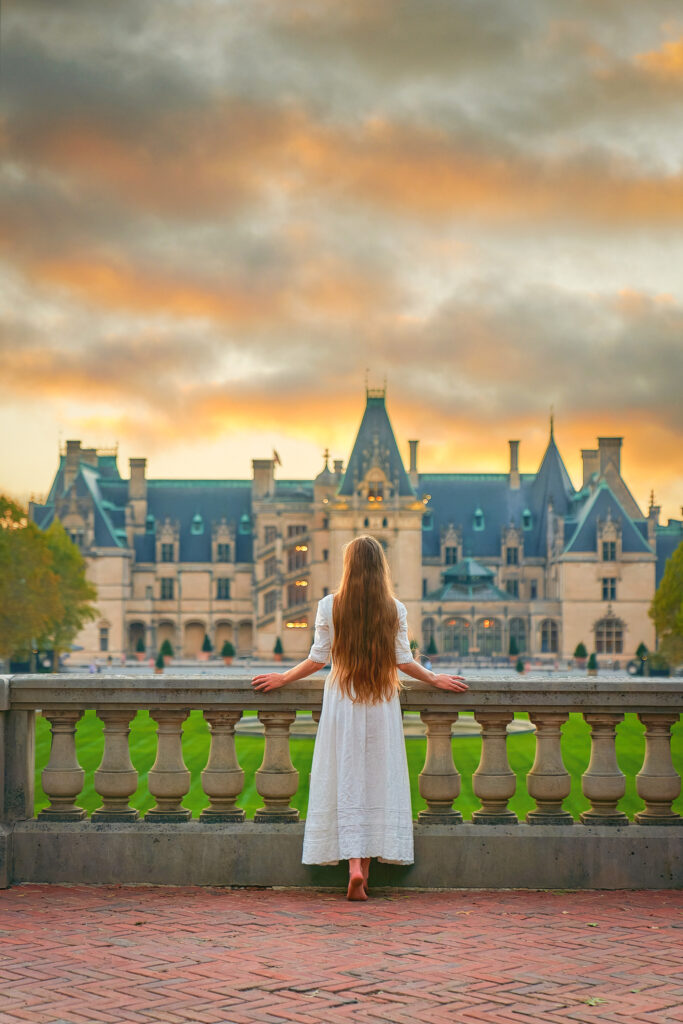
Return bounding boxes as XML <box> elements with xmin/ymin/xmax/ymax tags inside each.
<box><xmin>30</xmin><ymin>389</ymin><xmax>682</xmax><ymax>664</ymax></box>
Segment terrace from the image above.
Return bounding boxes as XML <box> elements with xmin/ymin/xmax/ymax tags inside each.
<box><xmin>1</xmin><ymin>672</ymin><xmax>681</xmax><ymax>890</ymax></box>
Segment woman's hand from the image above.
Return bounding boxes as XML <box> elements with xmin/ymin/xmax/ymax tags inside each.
<box><xmin>251</xmin><ymin>673</ymin><xmax>287</xmax><ymax>693</ymax></box>
<box><xmin>431</xmin><ymin>673</ymin><xmax>468</xmax><ymax>692</ymax></box>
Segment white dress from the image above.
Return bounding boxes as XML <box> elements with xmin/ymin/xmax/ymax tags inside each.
<box><xmin>302</xmin><ymin>593</ymin><xmax>415</xmax><ymax>866</ymax></box>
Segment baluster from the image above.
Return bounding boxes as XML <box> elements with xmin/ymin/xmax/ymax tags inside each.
<box><xmin>472</xmin><ymin>712</ymin><xmax>517</xmax><ymax>824</ymax></box>
<box><xmin>526</xmin><ymin>713</ymin><xmax>573</xmax><ymax>825</ymax></box>
<box><xmin>417</xmin><ymin>712</ymin><xmax>462</xmax><ymax>823</ymax></box>
<box><xmin>200</xmin><ymin>711</ymin><xmax>245</xmax><ymax>822</ymax></box>
<box><xmin>38</xmin><ymin>710</ymin><xmax>86</xmax><ymax>820</ymax></box>
<box><xmin>635</xmin><ymin>714</ymin><xmax>682</xmax><ymax>826</ymax></box>
<box><xmin>145</xmin><ymin>710</ymin><xmax>191</xmax><ymax>821</ymax></box>
<box><xmin>254</xmin><ymin>711</ymin><xmax>299</xmax><ymax>822</ymax></box>
<box><xmin>580</xmin><ymin>713</ymin><xmax>628</xmax><ymax>825</ymax></box>
<box><xmin>92</xmin><ymin>710</ymin><xmax>139</xmax><ymax>821</ymax></box>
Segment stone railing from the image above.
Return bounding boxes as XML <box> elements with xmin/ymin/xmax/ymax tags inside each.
<box><xmin>1</xmin><ymin>674</ymin><xmax>681</xmax><ymax>890</ymax></box>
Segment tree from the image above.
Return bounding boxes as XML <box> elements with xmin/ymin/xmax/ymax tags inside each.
<box><xmin>573</xmin><ymin>642</ymin><xmax>587</xmax><ymax>659</ymax></box>
<box><xmin>273</xmin><ymin>637</ymin><xmax>283</xmax><ymax>655</ymax></box>
<box><xmin>202</xmin><ymin>633</ymin><xmax>213</xmax><ymax>653</ymax></box>
<box><xmin>160</xmin><ymin>638</ymin><xmax>174</xmax><ymax>658</ymax></box>
<box><xmin>221</xmin><ymin>639</ymin><xmax>235</xmax><ymax>658</ymax></box>
<box><xmin>649</xmin><ymin>540</ymin><xmax>683</xmax><ymax>667</ymax></box>
<box><xmin>0</xmin><ymin>497</ymin><xmax>62</xmax><ymax>662</ymax></box>
<box><xmin>40</xmin><ymin>520</ymin><xmax>98</xmax><ymax>671</ymax></box>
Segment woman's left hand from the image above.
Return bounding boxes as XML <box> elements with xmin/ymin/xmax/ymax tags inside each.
<box><xmin>252</xmin><ymin>673</ymin><xmax>287</xmax><ymax>692</ymax></box>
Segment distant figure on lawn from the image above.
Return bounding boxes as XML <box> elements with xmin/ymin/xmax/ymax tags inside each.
<box><xmin>252</xmin><ymin>535</ymin><xmax>468</xmax><ymax>900</ymax></box>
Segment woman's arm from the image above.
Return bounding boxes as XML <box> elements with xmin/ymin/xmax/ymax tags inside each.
<box><xmin>397</xmin><ymin>659</ymin><xmax>469</xmax><ymax>692</ymax></box>
<box><xmin>252</xmin><ymin>658</ymin><xmax>326</xmax><ymax>693</ymax></box>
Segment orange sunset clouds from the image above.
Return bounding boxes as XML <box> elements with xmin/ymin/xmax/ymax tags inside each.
<box><xmin>1</xmin><ymin>0</ymin><xmax>681</xmax><ymax>517</ymax></box>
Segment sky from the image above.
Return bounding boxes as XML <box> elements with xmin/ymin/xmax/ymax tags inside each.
<box><xmin>1</xmin><ymin>0</ymin><xmax>682</xmax><ymax>519</ymax></box>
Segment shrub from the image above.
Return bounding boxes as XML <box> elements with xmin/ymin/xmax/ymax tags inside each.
<box><xmin>155</xmin><ymin>650</ymin><xmax>164</xmax><ymax>670</ymax></box>
<box><xmin>135</xmin><ymin>636</ymin><xmax>145</xmax><ymax>653</ymax></box>
<box><xmin>515</xmin><ymin>657</ymin><xmax>525</xmax><ymax>674</ymax></box>
<box><xmin>573</xmin><ymin>642</ymin><xmax>587</xmax><ymax>659</ymax></box>
<box><xmin>221</xmin><ymin>639</ymin><xmax>235</xmax><ymax>658</ymax></box>
<box><xmin>160</xmin><ymin>638</ymin><xmax>174</xmax><ymax>658</ymax></box>
<box><xmin>202</xmin><ymin>633</ymin><xmax>213</xmax><ymax>653</ymax></box>
<box><xmin>587</xmin><ymin>652</ymin><xmax>598</xmax><ymax>671</ymax></box>
<box><xmin>426</xmin><ymin>635</ymin><xmax>437</xmax><ymax>656</ymax></box>
<box><xmin>274</xmin><ymin>637</ymin><xmax>283</xmax><ymax>655</ymax></box>
<box><xmin>635</xmin><ymin>642</ymin><xmax>649</xmax><ymax>660</ymax></box>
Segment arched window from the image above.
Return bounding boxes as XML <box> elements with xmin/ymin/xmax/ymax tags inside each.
<box><xmin>443</xmin><ymin>617</ymin><xmax>471</xmax><ymax>655</ymax></box>
<box><xmin>508</xmin><ymin>617</ymin><xmax>527</xmax><ymax>654</ymax></box>
<box><xmin>476</xmin><ymin>617</ymin><xmax>502</xmax><ymax>655</ymax></box>
<box><xmin>595</xmin><ymin>617</ymin><xmax>623</xmax><ymax>654</ymax></box>
<box><xmin>422</xmin><ymin>617</ymin><xmax>436</xmax><ymax>649</ymax></box>
<box><xmin>473</xmin><ymin>507</ymin><xmax>485</xmax><ymax>531</ymax></box>
<box><xmin>540</xmin><ymin>619</ymin><xmax>559</xmax><ymax>654</ymax></box>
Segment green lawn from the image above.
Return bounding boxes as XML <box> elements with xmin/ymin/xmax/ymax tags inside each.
<box><xmin>33</xmin><ymin>711</ymin><xmax>683</xmax><ymax>821</ymax></box>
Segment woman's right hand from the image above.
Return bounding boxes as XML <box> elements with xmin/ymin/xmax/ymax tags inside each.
<box><xmin>431</xmin><ymin>673</ymin><xmax>469</xmax><ymax>692</ymax></box>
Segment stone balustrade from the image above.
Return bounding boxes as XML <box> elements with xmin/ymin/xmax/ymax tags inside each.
<box><xmin>1</xmin><ymin>674</ymin><xmax>681</xmax><ymax>890</ymax></box>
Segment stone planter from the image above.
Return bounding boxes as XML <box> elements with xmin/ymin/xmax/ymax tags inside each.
<box><xmin>273</xmin><ymin>653</ymin><xmax>283</xmax><ymax>663</ymax></box>
<box><xmin>198</xmin><ymin>652</ymin><xmax>210</xmax><ymax>662</ymax></box>
<box><xmin>223</xmin><ymin>657</ymin><xmax>234</xmax><ymax>666</ymax></box>
<box><xmin>587</xmin><ymin>668</ymin><xmax>598</xmax><ymax>677</ymax></box>
<box><xmin>135</xmin><ymin>652</ymin><xmax>146</xmax><ymax>662</ymax></box>
<box><xmin>154</xmin><ymin>666</ymin><xmax>163</xmax><ymax>675</ymax></box>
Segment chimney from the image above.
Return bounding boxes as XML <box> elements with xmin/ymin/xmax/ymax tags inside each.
<box><xmin>508</xmin><ymin>440</ymin><xmax>520</xmax><ymax>490</ymax></box>
<box><xmin>64</xmin><ymin>439</ymin><xmax>82</xmax><ymax>490</ymax></box>
<box><xmin>581</xmin><ymin>449</ymin><xmax>599</xmax><ymax>486</ymax></box>
<box><xmin>129</xmin><ymin>457</ymin><xmax>147</xmax><ymax>500</ymax></box>
<box><xmin>408</xmin><ymin>440</ymin><xmax>419</xmax><ymax>473</ymax></box>
<box><xmin>252</xmin><ymin>458</ymin><xmax>275</xmax><ymax>500</ymax></box>
<box><xmin>334</xmin><ymin>459</ymin><xmax>344</xmax><ymax>477</ymax></box>
<box><xmin>408</xmin><ymin>439</ymin><xmax>419</xmax><ymax>488</ymax></box>
<box><xmin>81</xmin><ymin>447</ymin><xmax>98</xmax><ymax>468</ymax></box>
<box><xmin>598</xmin><ymin>437</ymin><xmax>622</xmax><ymax>476</ymax></box>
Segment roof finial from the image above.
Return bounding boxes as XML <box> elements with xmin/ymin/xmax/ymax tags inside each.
<box><xmin>649</xmin><ymin>489</ymin><xmax>655</xmax><ymax>510</ymax></box>
<box><xmin>323</xmin><ymin>447</ymin><xmax>330</xmax><ymax>469</ymax></box>
<box><xmin>549</xmin><ymin>406</ymin><xmax>555</xmax><ymax>440</ymax></box>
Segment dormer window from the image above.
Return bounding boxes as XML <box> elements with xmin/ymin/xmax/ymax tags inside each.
<box><xmin>602</xmin><ymin>540</ymin><xmax>616</xmax><ymax>562</ymax></box>
<box><xmin>239</xmin><ymin>513</ymin><xmax>251</xmax><ymax>535</ymax></box>
<box><xmin>161</xmin><ymin>543</ymin><xmax>174</xmax><ymax>563</ymax></box>
<box><xmin>522</xmin><ymin>509</ymin><xmax>532</xmax><ymax>531</ymax></box>
<box><xmin>216</xmin><ymin>543</ymin><xmax>231</xmax><ymax>562</ymax></box>
<box><xmin>445</xmin><ymin>545</ymin><xmax>458</xmax><ymax>565</ymax></box>
<box><xmin>368</xmin><ymin>482</ymin><xmax>384</xmax><ymax>502</ymax></box>
<box><xmin>422</xmin><ymin>511</ymin><xmax>434</xmax><ymax>530</ymax></box>
<box><xmin>145</xmin><ymin>513</ymin><xmax>156</xmax><ymax>534</ymax></box>
<box><xmin>506</xmin><ymin>547</ymin><xmax>519</xmax><ymax>565</ymax></box>
<box><xmin>473</xmin><ymin>507</ymin><xmax>485</xmax><ymax>531</ymax></box>
<box><xmin>191</xmin><ymin>513</ymin><xmax>204</xmax><ymax>536</ymax></box>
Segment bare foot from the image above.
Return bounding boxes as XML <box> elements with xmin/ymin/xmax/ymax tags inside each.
<box><xmin>347</xmin><ymin>872</ymin><xmax>367</xmax><ymax>901</ymax></box>
<box><xmin>361</xmin><ymin>857</ymin><xmax>370</xmax><ymax>894</ymax></box>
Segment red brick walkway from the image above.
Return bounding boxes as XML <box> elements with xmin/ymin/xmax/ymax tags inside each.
<box><xmin>0</xmin><ymin>886</ymin><xmax>681</xmax><ymax>1024</ymax></box>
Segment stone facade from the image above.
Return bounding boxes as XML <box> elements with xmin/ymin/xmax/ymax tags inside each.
<box><xmin>30</xmin><ymin>390</ymin><xmax>682</xmax><ymax>663</ymax></box>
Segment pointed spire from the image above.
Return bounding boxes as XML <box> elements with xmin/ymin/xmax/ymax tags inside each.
<box><xmin>550</xmin><ymin>406</ymin><xmax>555</xmax><ymax>440</ymax></box>
<box><xmin>338</xmin><ymin>390</ymin><xmax>413</xmax><ymax>497</ymax></box>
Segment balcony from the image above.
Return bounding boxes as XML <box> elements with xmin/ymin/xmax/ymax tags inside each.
<box><xmin>1</xmin><ymin>674</ymin><xmax>681</xmax><ymax>889</ymax></box>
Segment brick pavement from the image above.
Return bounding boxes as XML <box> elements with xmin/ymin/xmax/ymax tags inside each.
<box><xmin>0</xmin><ymin>885</ymin><xmax>681</xmax><ymax>1024</ymax></box>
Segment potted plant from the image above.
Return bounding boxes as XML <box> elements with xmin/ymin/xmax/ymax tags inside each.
<box><xmin>515</xmin><ymin>657</ymin><xmax>525</xmax><ymax>674</ymax></box>
<box><xmin>273</xmin><ymin>637</ymin><xmax>283</xmax><ymax>662</ymax></box>
<box><xmin>135</xmin><ymin>636</ymin><xmax>146</xmax><ymax>662</ymax></box>
<box><xmin>160</xmin><ymin>638</ymin><xmax>174</xmax><ymax>666</ymax></box>
<box><xmin>154</xmin><ymin>649</ymin><xmax>164</xmax><ymax>675</ymax></box>
<box><xmin>221</xmin><ymin>639</ymin><xmax>235</xmax><ymax>665</ymax></box>
<box><xmin>647</xmin><ymin>652</ymin><xmax>671</xmax><ymax>678</ymax></box>
<box><xmin>587</xmin><ymin>652</ymin><xmax>598</xmax><ymax>677</ymax></box>
<box><xmin>409</xmin><ymin>638</ymin><xmax>419</xmax><ymax>660</ymax></box>
<box><xmin>573</xmin><ymin>641</ymin><xmax>588</xmax><ymax>669</ymax></box>
<box><xmin>509</xmin><ymin>636</ymin><xmax>518</xmax><ymax>663</ymax></box>
<box><xmin>198</xmin><ymin>633</ymin><xmax>212</xmax><ymax>661</ymax></box>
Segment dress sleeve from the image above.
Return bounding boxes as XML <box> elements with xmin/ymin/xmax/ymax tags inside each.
<box><xmin>308</xmin><ymin>598</ymin><xmax>331</xmax><ymax>664</ymax></box>
<box><xmin>395</xmin><ymin>601</ymin><xmax>413</xmax><ymax>663</ymax></box>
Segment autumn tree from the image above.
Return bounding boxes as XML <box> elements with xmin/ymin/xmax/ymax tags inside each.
<box><xmin>649</xmin><ymin>540</ymin><xmax>683</xmax><ymax>667</ymax></box>
<box><xmin>0</xmin><ymin>497</ymin><xmax>61</xmax><ymax>661</ymax></box>
<box><xmin>40</xmin><ymin>519</ymin><xmax>98</xmax><ymax>670</ymax></box>
<box><xmin>0</xmin><ymin>497</ymin><xmax>98</xmax><ymax>669</ymax></box>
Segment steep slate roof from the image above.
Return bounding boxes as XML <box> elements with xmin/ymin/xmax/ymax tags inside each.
<box><xmin>528</xmin><ymin>422</ymin><xmax>575</xmax><ymax>554</ymax></box>
<box><xmin>563</xmin><ymin>481</ymin><xmax>653</xmax><ymax>555</ymax></box>
<box><xmin>654</xmin><ymin>519</ymin><xmax>683</xmax><ymax>586</ymax></box>
<box><xmin>144</xmin><ymin>481</ymin><xmax>253</xmax><ymax>563</ymax></box>
<box><xmin>338</xmin><ymin>392</ymin><xmax>414</xmax><ymax>498</ymax></box>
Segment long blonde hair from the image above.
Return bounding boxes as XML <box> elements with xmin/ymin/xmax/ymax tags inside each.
<box><xmin>331</xmin><ymin>535</ymin><xmax>401</xmax><ymax>703</ymax></box>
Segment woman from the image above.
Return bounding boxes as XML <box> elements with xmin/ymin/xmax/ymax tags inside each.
<box><xmin>252</xmin><ymin>535</ymin><xmax>468</xmax><ymax>900</ymax></box>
